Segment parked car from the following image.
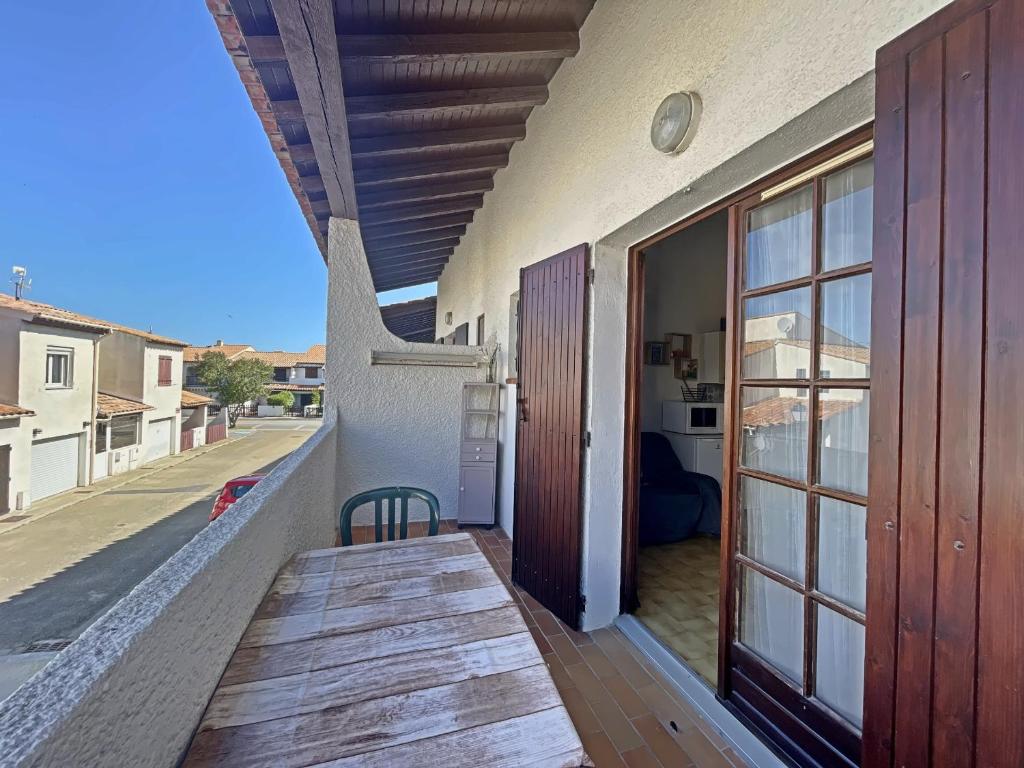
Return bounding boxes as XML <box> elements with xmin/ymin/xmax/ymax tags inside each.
<box><xmin>209</xmin><ymin>475</ymin><xmax>265</xmax><ymax>521</ymax></box>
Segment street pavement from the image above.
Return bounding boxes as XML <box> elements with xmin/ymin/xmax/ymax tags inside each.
<box><xmin>0</xmin><ymin>419</ymin><xmax>319</xmax><ymax>699</ymax></box>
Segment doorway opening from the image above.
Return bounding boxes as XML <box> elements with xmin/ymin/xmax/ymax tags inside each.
<box><xmin>633</xmin><ymin>210</ymin><xmax>729</xmax><ymax>686</ymax></box>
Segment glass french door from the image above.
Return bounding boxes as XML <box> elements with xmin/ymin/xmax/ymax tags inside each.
<box><xmin>724</xmin><ymin>142</ymin><xmax>873</xmax><ymax>766</ymax></box>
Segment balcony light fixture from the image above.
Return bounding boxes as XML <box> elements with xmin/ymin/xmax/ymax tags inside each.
<box><xmin>651</xmin><ymin>91</ymin><xmax>701</xmax><ymax>154</ymax></box>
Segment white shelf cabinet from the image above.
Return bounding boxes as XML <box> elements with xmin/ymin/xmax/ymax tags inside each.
<box><xmin>458</xmin><ymin>383</ymin><xmax>499</xmax><ymax>526</ymax></box>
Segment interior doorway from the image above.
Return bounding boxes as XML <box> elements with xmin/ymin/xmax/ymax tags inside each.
<box><xmin>631</xmin><ymin>210</ymin><xmax>729</xmax><ymax>685</ymax></box>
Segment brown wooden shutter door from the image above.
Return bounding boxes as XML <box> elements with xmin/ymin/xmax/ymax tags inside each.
<box><xmin>513</xmin><ymin>244</ymin><xmax>589</xmax><ymax>630</ymax></box>
<box><xmin>865</xmin><ymin>1</ymin><xmax>1024</xmax><ymax>765</ymax></box>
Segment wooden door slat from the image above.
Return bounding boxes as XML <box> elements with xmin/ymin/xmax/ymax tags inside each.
<box><xmin>977</xmin><ymin>1</ymin><xmax>1024</xmax><ymax>765</ymax></box>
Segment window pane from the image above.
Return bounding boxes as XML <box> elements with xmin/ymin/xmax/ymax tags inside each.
<box><xmin>817</xmin><ymin>389</ymin><xmax>870</xmax><ymax>496</ymax></box>
<box><xmin>740</xmin><ymin>476</ymin><xmax>806</xmax><ymax>582</ymax></box>
<box><xmin>742</xmin><ymin>286</ymin><xmax>811</xmax><ymax>379</ymax></box>
<box><xmin>819</xmin><ymin>274</ymin><xmax>871</xmax><ymax>379</ymax></box>
<box><xmin>817</xmin><ymin>497</ymin><xmax>867</xmax><ymax>612</ymax></box>
<box><xmin>110</xmin><ymin>416</ymin><xmax>139</xmax><ymax>450</ymax></box>
<box><xmin>822</xmin><ymin>159</ymin><xmax>873</xmax><ymax>272</ymax></box>
<box><xmin>815</xmin><ymin>605</ymin><xmax>865</xmax><ymax>728</ymax></box>
<box><xmin>740</xmin><ymin>386</ymin><xmax>808</xmax><ymax>482</ymax></box>
<box><xmin>738</xmin><ymin>566</ymin><xmax>804</xmax><ymax>683</ymax></box>
<box><xmin>745</xmin><ymin>185</ymin><xmax>813</xmax><ymax>290</ymax></box>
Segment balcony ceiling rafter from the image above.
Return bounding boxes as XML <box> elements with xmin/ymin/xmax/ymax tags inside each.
<box><xmin>211</xmin><ymin>0</ymin><xmax>596</xmax><ymax>289</ymax></box>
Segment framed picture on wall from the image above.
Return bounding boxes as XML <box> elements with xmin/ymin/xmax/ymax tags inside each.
<box><xmin>665</xmin><ymin>333</ymin><xmax>692</xmax><ymax>359</ymax></box>
<box><xmin>644</xmin><ymin>342</ymin><xmax>668</xmax><ymax>365</ymax></box>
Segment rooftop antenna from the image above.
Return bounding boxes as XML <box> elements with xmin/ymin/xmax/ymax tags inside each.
<box><xmin>11</xmin><ymin>266</ymin><xmax>31</xmax><ymax>300</ymax></box>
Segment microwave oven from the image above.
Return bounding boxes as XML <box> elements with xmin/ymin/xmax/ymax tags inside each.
<box><xmin>662</xmin><ymin>400</ymin><xmax>724</xmax><ymax>435</ymax></box>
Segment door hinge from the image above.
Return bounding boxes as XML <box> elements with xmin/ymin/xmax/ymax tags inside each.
<box><xmin>586</xmin><ymin>267</ymin><xmax>595</xmax><ymax>284</ymax></box>
<box><xmin>585</xmin><ymin>431</ymin><xmax>592</xmax><ymax>448</ymax></box>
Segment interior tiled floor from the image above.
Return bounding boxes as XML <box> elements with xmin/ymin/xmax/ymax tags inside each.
<box><xmin>350</xmin><ymin>522</ymin><xmax>744</xmax><ymax>768</ymax></box>
<box><xmin>635</xmin><ymin>537</ymin><xmax>721</xmax><ymax>686</ymax></box>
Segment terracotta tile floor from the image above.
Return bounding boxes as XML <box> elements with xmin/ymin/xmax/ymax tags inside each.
<box><xmin>429</xmin><ymin>522</ymin><xmax>746</xmax><ymax>768</ymax></box>
<box><xmin>635</xmin><ymin>537</ymin><xmax>721</xmax><ymax>685</ymax></box>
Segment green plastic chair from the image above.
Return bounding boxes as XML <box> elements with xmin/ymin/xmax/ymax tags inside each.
<box><xmin>339</xmin><ymin>487</ymin><xmax>441</xmax><ymax>546</ymax></box>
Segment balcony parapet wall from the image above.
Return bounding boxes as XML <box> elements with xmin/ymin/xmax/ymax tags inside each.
<box><xmin>326</xmin><ymin>217</ymin><xmax>488</xmax><ymax>524</ymax></box>
<box><xmin>0</xmin><ymin>420</ymin><xmax>339</xmax><ymax>768</ymax></box>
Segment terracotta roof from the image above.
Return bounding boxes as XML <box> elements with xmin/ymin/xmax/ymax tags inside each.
<box><xmin>298</xmin><ymin>344</ymin><xmax>326</xmax><ymax>364</ymax></box>
<box><xmin>0</xmin><ymin>403</ymin><xmax>34</xmax><ymax>419</ymax></box>
<box><xmin>183</xmin><ymin>344</ymin><xmax>254</xmax><ymax>363</ymax></box>
<box><xmin>181</xmin><ymin>390</ymin><xmax>215</xmax><ymax>407</ymax></box>
<box><xmin>267</xmin><ymin>383</ymin><xmax>324</xmax><ymax>392</ymax></box>
<box><xmin>743</xmin><ymin>395</ymin><xmax>859</xmax><ymax>428</ymax></box>
<box><xmin>96</xmin><ymin>392</ymin><xmax>153</xmax><ymax>419</ymax></box>
<box><xmin>0</xmin><ymin>294</ymin><xmax>187</xmax><ymax>347</ymax></box>
<box><xmin>743</xmin><ymin>338</ymin><xmax>870</xmax><ymax>366</ymax></box>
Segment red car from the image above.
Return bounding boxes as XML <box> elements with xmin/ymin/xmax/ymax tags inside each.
<box><xmin>209</xmin><ymin>475</ymin><xmax>265</xmax><ymax>521</ymax></box>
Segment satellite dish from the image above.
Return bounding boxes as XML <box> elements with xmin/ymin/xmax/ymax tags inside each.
<box><xmin>651</xmin><ymin>92</ymin><xmax>702</xmax><ymax>154</ymax></box>
<box><xmin>777</xmin><ymin>316</ymin><xmax>795</xmax><ymax>336</ymax></box>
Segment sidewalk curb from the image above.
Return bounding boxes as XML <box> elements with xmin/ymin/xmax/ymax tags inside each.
<box><xmin>0</xmin><ymin>436</ymin><xmax>243</xmax><ymax>538</ymax></box>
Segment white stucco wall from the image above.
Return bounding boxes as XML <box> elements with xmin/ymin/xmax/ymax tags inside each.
<box><xmin>141</xmin><ymin>343</ymin><xmax>183</xmax><ymax>457</ymax></box>
<box><xmin>0</xmin><ymin>417</ymin><xmax>31</xmax><ymax>512</ymax></box>
<box><xmin>0</xmin><ymin>421</ymin><xmax>338</xmax><ymax>768</ymax></box>
<box><xmin>326</xmin><ymin>218</ymin><xmax>488</xmax><ymax>523</ymax></box>
<box><xmin>434</xmin><ymin>0</ymin><xmax>946</xmax><ymax>630</ymax></box>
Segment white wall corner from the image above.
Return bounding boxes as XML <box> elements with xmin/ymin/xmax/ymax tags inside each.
<box><xmin>325</xmin><ymin>217</ymin><xmax>487</xmax><ymax>523</ymax></box>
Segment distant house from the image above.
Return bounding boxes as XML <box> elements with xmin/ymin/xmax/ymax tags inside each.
<box><xmin>0</xmin><ymin>294</ymin><xmax>186</xmax><ymax>509</ymax></box>
<box><xmin>182</xmin><ymin>341</ymin><xmax>253</xmax><ymax>392</ymax></box>
<box><xmin>184</xmin><ymin>342</ymin><xmax>326</xmax><ymax>413</ymax></box>
<box><xmin>237</xmin><ymin>344</ymin><xmax>326</xmax><ymax>412</ymax></box>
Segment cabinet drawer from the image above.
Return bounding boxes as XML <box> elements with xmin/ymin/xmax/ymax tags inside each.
<box><xmin>461</xmin><ymin>443</ymin><xmax>496</xmax><ymax>459</ymax></box>
<box><xmin>461</xmin><ymin>451</ymin><xmax>496</xmax><ymax>464</ymax></box>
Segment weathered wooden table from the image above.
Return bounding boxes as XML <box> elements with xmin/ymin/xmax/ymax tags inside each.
<box><xmin>183</xmin><ymin>532</ymin><xmax>591</xmax><ymax>767</ymax></box>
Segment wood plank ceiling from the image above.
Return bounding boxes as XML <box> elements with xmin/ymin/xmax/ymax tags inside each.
<box><xmin>216</xmin><ymin>0</ymin><xmax>595</xmax><ymax>293</ymax></box>
<box><xmin>379</xmin><ymin>296</ymin><xmax>438</xmax><ymax>342</ymax></box>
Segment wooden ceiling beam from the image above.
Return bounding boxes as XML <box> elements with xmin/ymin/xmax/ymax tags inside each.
<box><xmin>345</xmin><ymin>85</ymin><xmax>548</xmax><ymax>122</ymax></box>
<box><xmin>363</xmin><ymin>225</ymin><xmax>467</xmax><ymax>251</ymax></box>
<box><xmin>361</xmin><ymin>211</ymin><xmax>475</xmax><ymax>240</ymax></box>
<box><xmin>359</xmin><ymin>195</ymin><xmax>483</xmax><ymax>226</ymax></box>
<box><xmin>369</xmin><ymin>250</ymin><xmax>453</xmax><ymax>269</ymax></box>
<box><xmin>357</xmin><ymin>177</ymin><xmax>494</xmax><ymax>209</ymax></box>
<box><xmin>366</xmin><ymin>238</ymin><xmax>462</xmax><ymax>260</ymax></box>
<box><xmin>246</xmin><ymin>32</ymin><xmax>579</xmax><ymax>64</ymax></box>
<box><xmin>271</xmin><ymin>0</ymin><xmax>358</xmax><ymax>219</ymax></box>
<box><xmin>373</xmin><ymin>263</ymin><xmax>447</xmax><ymax>283</ymax></box>
<box><xmin>375</xmin><ymin>273</ymin><xmax>444</xmax><ymax>292</ymax></box>
<box><xmin>354</xmin><ymin>153</ymin><xmax>508</xmax><ymax>186</ymax></box>
<box><xmin>350</xmin><ymin>123</ymin><xmax>525</xmax><ymax>160</ymax></box>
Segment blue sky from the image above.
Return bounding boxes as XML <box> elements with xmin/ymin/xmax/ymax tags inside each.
<box><xmin>0</xmin><ymin>2</ymin><xmax>434</xmax><ymax>351</ymax></box>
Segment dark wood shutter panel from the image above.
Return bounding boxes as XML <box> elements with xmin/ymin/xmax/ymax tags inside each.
<box><xmin>866</xmin><ymin>1</ymin><xmax>1024</xmax><ymax>765</ymax></box>
<box><xmin>513</xmin><ymin>244</ymin><xmax>588</xmax><ymax>630</ymax></box>
<box><xmin>158</xmin><ymin>356</ymin><xmax>172</xmax><ymax>386</ymax></box>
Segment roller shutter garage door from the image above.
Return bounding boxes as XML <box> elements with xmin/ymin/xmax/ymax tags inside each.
<box><xmin>30</xmin><ymin>434</ymin><xmax>80</xmax><ymax>502</ymax></box>
<box><xmin>145</xmin><ymin>418</ymin><xmax>172</xmax><ymax>464</ymax></box>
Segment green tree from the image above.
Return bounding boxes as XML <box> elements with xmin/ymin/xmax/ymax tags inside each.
<box><xmin>266</xmin><ymin>391</ymin><xmax>295</xmax><ymax>408</ymax></box>
<box><xmin>195</xmin><ymin>352</ymin><xmax>273</xmax><ymax>427</ymax></box>
<box><xmin>310</xmin><ymin>389</ymin><xmax>321</xmax><ymax>406</ymax></box>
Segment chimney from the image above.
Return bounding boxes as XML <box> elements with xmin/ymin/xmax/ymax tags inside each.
<box><xmin>214</xmin><ymin>340</ymin><xmax>224</xmax><ymax>346</ymax></box>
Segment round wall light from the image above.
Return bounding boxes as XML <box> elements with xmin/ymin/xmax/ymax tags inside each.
<box><xmin>651</xmin><ymin>91</ymin><xmax>702</xmax><ymax>154</ymax></box>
